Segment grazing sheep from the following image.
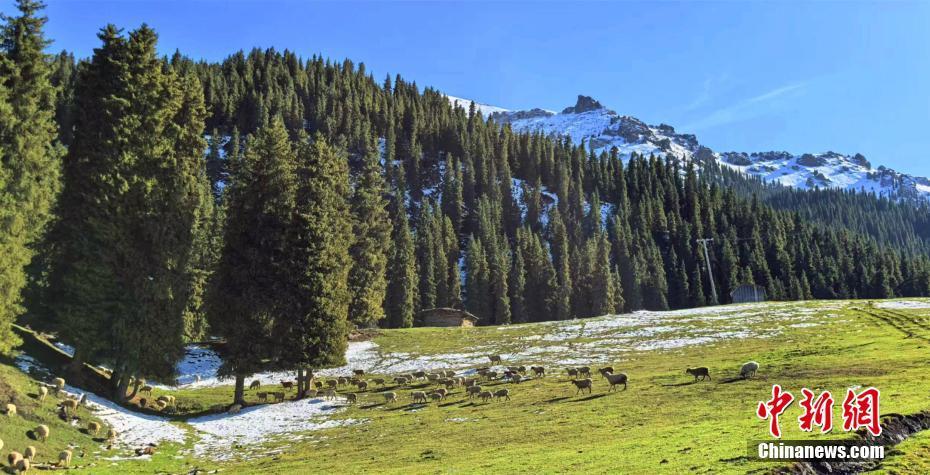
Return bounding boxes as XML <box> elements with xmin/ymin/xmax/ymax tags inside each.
<box><xmin>307</xmin><ymin>390</ymin><xmax>318</xmax><ymax>398</ymax></box>
<box><xmin>488</xmin><ymin>355</ymin><xmax>502</xmax><ymax>364</ymax></box>
<box><xmin>443</xmin><ymin>379</ymin><xmax>457</xmax><ymax>389</ymax></box>
<box><xmin>326</xmin><ymin>380</ymin><xmax>339</xmax><ymax>389</ymax></box>
<box><xmin>257</xmin><ymin>392</ymin><xmax>268</xmax><ymax>402</ymax></box>
<box><xmin>494</xmin><ymin>388</ymin><xmax>511</xmax><ymax>401</ymax></box>
<box><xmin>685</xmin><ymin>367</ymin><xmax>711</xmax><ymax>381</ymax></box>
<box><xmin>107</xmin><ymin>428</ymin><xmax>118</xmax><ymax>442</ymax></box>
<box><xmin>314</xmin><ymin>381</ymin><xmax>324</xmax><ymax>389</ymax></box>
<box><xmin>353</xmin><ymin>369</ymin><xmax>365</xmax><ymax>376</ymax></box>
<box><xmin>15</xmin><ymin>457</ymin><xmax>29</xmax><ymax>473</ymax></box>
<box><xmin>52</xmin><ymin>377</ymin><xmax>65</xmax><ymax>394</ymax></box>
<box><xmin>34</xmin><ymin>424</ymin><xmax>50</xmax><ymax>442</ymax></box>
<box><xmin>466</xmin><ymin>385</ymin><xmax>482</xmax><ymax>398</ymax></box>
<box><xmin>249</xmin><ymin>380</ymin><xmax>261</xmax><ymax>390</ymax></box>
<box><xmin>578</xmin><ymin>366</ymin><xmax>591</xmax><ymax>378</ymax></box>
<box><xmin>37</xmin><ymin>386</ymin><xmax>48</xmax><ymax>402</ymax></box>
<box><xmin>510</xmin><ymin>374</ymin><xmax>524</xmax><ymax>384</ymax></box>
<box><xmin>598</xmin><ymin>367</ymin><xmax>614</xmax><ymax>379</ymax></box>
<box><xmin>228</xmin><ymin>404</ymin><xmax>242</xmax><ymax>414</ymax></box>
<box><xmin>392</xmin><ymin>376</ymin><xmax>408</xmax><ymax>386</ymax></box>
<box><xmin>346</xmin><ymin>393</ymin><xmax>358</xmax><ymax>404</ymax></box>
<box><xmin>740</xmin><ymin>361</ymin><xmax>760</xmax><ymax>379</ymax></box>
<box><xmin>356</xmin><ymin>381</ymin><xmax>369</xmax><ymax>391</ymax></box>
<box><xmin>424</xmin><ymin>392</ymin><xmax>439</xmax><ymax>402</ymax></box>
<box><xmin>155</xmin><ymin>400</ymin><xmax>168</xmax><ymax>410</ymax></box>
<box><xmin>484</xmin><ymin>371</ymin><xmax>498</xmax><ymax>381</ymax></box>
<box><xmin>476</xmin><ymin>367</ymin><xmax>490</xmax><ymax>376</ymax></box>
<box><xmin>566</xmin><ymin>368</ymin><xmax>579</xmax><ymax>378</ymax></box>
<box><xmin>412</xmin><ymin>371</ymin><xmax>426</xmax><ymax>380</ymax></box>
<box><xmin>281</xmin><ymin>380</ymin><xmax>295</xmax><ymax>390</ymax></box>
<box><xmin>411</xmin><ymin>391</ymin><xmax>428</xmax><ymax>404</ymax></box>
<box><xmin>463</xmin><ymin>378</ymin><xmax>478</xmax><ymax>387</ymax></box>
<box><xmin>531</xmin><ymin>366</ymin><xmax>546</xmax><ymax>377</ymax></box>
<box><xmin>61</xmin><ymin>398</ymin><xmax>78</xmax><ymax>412</ymax></box>
<box><xmin>444</xmin><ymin>370</ymin><xmax>456</xmax><ymax>378</ymax></box>
<box><xmin>479</xmin><ymin>391</ymin><xmax>494</xmax><ymax>402</ymax></box>
<box><xmin>58</xmin><ymin>450</ymin><xmax>72</xmax><ymax>468</ymax></box>
<box><xmin>140</xmin><ymin>385</ymin><xmax>153</xmax><ymax>395</ymax></box>
<box><xmin>323</xmin><ymin>389</ymin><xmax>336</xmax><ymax>400</ymax></box>
<box><xmin>88</xmin><ymin>421</ymin><xmax>101</xmax><ymax>435</ymax></box>
<box><xmin>372</xmin><ymin>378</ymin><xmax>386</xmax><ymax>386</ymax></box>
<box><xmin>23</xmin><ymin>446</ymin><xmax>36</xmax><ymax>461</ymax></box>
<box><xmin>604</xmin><ymin>373</ymin><xmax>628</xmax><ymax>392</ymax></box>
<box><xmin>138</xmin><ymin>398</ymin><xmax>147</xmax><ymax>408</ymax></box>
<box><xmin>8</xmin><ymin>451</ymin><xmax>22</xmax><ymax>468</ymax></box>
<box><xmin>273</xmin><ymin>392</ymin><xmax>285</xmax><ymax>402</ymax></box>
<box><xmin>383</xmin><ymin>392</ymin><xmax>398</xmax><ymax>404</ymax></box>
<box><xmin>5</xmin><ymin>403</ymin><xmax>16</xmax><ymax>416</ymax></box>
<box><xmin>426</xmin><ymin>373</ymin><xmax>440</xmax><ymax>382</ymax></box>
<box><xmin>337</xmin><ymin>377</ymin><xmax>349</xmax><ymax>386</ymax></box>
<box><xmin>571</xmin><ymin>378</ymin><xmax>593</xmax><ymax>395</ymax></box>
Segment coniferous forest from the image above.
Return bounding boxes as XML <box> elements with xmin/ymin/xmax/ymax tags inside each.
<box><xmin>4</xmin><ymin>1</ymin><xmax>930</xmax><ymax>399</ymax></box>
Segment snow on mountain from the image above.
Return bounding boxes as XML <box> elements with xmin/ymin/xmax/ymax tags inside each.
<box><xmin>448</xmin><ymin>93</ymin><xmax>930</xmax><ymax>203</ymax></box>
<box><xmin>445</xmin><ymin>95</ymin><xmax>510</xmax><ymax>118</ymax></box>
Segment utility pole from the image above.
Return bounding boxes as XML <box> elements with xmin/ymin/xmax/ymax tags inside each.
<box><xmin>697</xmin><ymin>238</ymin><xmax>718</xmax><ymax>305</ymax></box>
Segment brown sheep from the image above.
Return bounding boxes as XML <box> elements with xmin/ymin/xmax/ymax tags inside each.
<box><xmin>15</xmin><ymin>457</ymin><xmax>29</xmax><ymax>473</ymax></box>
<box><xmin>429</xmin><ymin>392</ymin><xmax>443</xmax><ymax>402</ymax></box>
<box><xmin>326</xmin><ymin>380</ymin><xmax>339</xmax><ymax>389</ymax></box>
<box><xmin>685</xmin><ymin>367</ymin><xmax>711</xmax><ymax>381</ymax></box>
<box><xmin>345</xmin><ymin>393</ymin><xmax>358</xmax><ymax>404</ymax></box>
<box><xmin>323</xmin><ymin>389</ymin><xmax>337</xmax><ymax>400</ymax></box>
<box><xmin>577</xmin><ymin>366</ymin><xmax>592</xmax><ymax>378</ymax></box>
<box><xmin>353</xmin><ymin>369</ymin><xmax>365</xmax><ymax>376</ymax></box>
<box><xmin>249</xmin><ymin>380</ymin><xmax>261</xmax><ymax>390</ymax></box>
<box><xmin>598</xmin><ymin>366</ymin><xmax>615</xmax><ymax>379</ymax></box>
<box><xmin>337</xmin><ymin>377</ymin><xmax>349</xmax><ymax>386</ymax></box>
<box><xmin>566</xmin><ymin>368</ymin><xmax>579</xmax><ymax>378</ymax></box>
<box><xmin>466</xmin><ymin>385</ymin><xmax>483</xmax><ymax>398</ymax></box>
<box><xmin>488</xmin><ymin>355</ymin><xmax>502</xmax><ymax>364</ymax></box>
<box><xmin>571</xmin><ymin>378</ymin><xmax>593</xmax><ymax>395</ymax></box>
<box><xmin>256</xmin><ymin>392</ymin><xmax>268</xmax><ymax>402</ymax></box>
<box><xmin>412</xmin><ymin>371</ymin><xmax>426</xmax><ymax>380</ymax></box>
<box><xmin>604</xmin><ymin>373</ymin><xmax>628</xmax><ymax>391</ymax></box>
<box><xmin>140</xmin><ymin>384</ymin><xmax>153</xmax><ymax>395</ymax></box>
<box><xmin>314</xmin><ymin>381</ymin><xmax>324</xmax><ymax>389</ymax></box>
<box><xmin>24</xmin><ymin>446</ymin><xmax>36</xmax><ymax>461</ymax></box>
<box><xmin>432</xmin><ymin>388</ymin><xmax>448</xmax><ymax>400</ymax></box>
<box><xmin>383</xmin><ymin>392</ymin><xmax>398</xmax><ymax>404</ymax></box>
<box><xmin>479</xmin><ymin>391</ymin><xmax>494</xmax><ymax>402</ymax></box>
<box><xmin>493</xmin><ymin>388</ymin><xmax>511</xmax><ymax>401</ymax></box>
<box><xmin>411</xmin><ymin>391</ymin><xmax>428</xmax><ymax>404</ymax></box>
<box><xmin>372</xmin><ymin>378</ymin><xmax>386</xmax><ymax>386</ymax></box>
<box><xmin>87</xmin><ymin>421</ymin><xmax>101</xmax><ymax>435</ymax></box>
<box><xmin>307</xmin><ymin>389</ymin><xmax>318</xmax><ymax>398</ymax></box>
<box><xmin>7</xmin><ymin>451</ymin><xmax>22</xmax><ymax>468</ymax></box>
<box><xmin>531</xmin><ymin>366</ymin><xmax>546</xmax><ymax>377</ymax></box>
<box><xmin>58</xmin><ymin>449</ymin><xmax>72</xmax><ymax>468</ymax></box>
<box><xmin>356</xmin><ymin>381</ymin><xmax>369</xmax><ymax>391</ymax></box>
<box><xmin>272</xmin><ymin>392</ymin><xmax>285</xmax><ymax>402</ymax></box>
<box><xmin>280</xmin><ymin>380</ymin><xmax>295</xmax><ymax>390</ymax></box>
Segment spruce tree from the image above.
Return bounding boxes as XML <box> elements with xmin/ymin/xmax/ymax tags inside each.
<box><xmin>0</xmin><ymin>0</ymin><xmax>62</xmax><ymax>354</ymax></box>
<box><xmin>348</xmin><ymin>136</ymin><xmax>391</xmax><ymax>327</ymax></box>
<box><xmin>384</xmin><ymin>193</ymin><xmax>417</xmax><ymax>328</ymax></box>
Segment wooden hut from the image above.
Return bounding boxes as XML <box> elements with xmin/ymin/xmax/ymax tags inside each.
<box><xmin>418</xmin><ymin>308</ymin><xmax>479</xmax><ymax>327</ymax></box>
<box><xmin>730</xmin><ymin>284</ymin><xmax>767</xmax><ymax>304</ymax></box>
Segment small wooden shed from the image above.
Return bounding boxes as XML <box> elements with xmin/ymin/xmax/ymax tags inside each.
<box><xmin>730</xmin><ymin>284</ymin><xmax>767</xmax><ymax>304</ymax></box>
<box><xmin>418</xmin><ymin>308</ymin><xmax>479</xmax><ymax>327</ymax></box>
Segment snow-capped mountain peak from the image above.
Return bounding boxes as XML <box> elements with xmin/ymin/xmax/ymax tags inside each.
<box><xmin>446</xmin><ymin>93</ymin><xmax>930</xmax><ymax>203</ymax></box>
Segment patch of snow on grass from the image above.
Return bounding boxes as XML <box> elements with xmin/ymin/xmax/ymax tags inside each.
<box><xmin>188</xmin><ymin>397</ymin><xmax>362</xmax><ymax>460</ymax></box>
<box><xmin>67</xmin><ymin>387</ymin><xmax>187</xmax><ymax>448</ymax></box>
<box><xmin>875</xmin><ymin>300</ymin><xmax>930</xmax><ymax>310</ymax></box>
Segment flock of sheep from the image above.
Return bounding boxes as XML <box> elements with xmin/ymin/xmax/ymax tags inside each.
<box><xmin>229</xmin><ymin>355</ymin><xmax>762</xmax><ymax>411</ymax></box>
<box><xmin>2</xmin><ymin>377</ymin><xmax>117</xmax><ymax>473</ymax></box>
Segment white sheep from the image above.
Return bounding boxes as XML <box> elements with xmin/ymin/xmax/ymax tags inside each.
<box><xmin>107</xmin><ymin>428</ymin><xmax>118</xmax><ymax>442</ymax></box>
<box><xmin>0</xmin><ymin>436</ymin><xmax>3</xmax><ymax>451</ymax></box>
<box><xmin>58</xmin><ymin>449</ymin><xmax>72</xmax><ymax>468</ymax></box>
<box><xmin>52</xmin><ymin>377</ymin><xmax>65</xmax><ymax>394</ymax></box>
<box><xmin>15</xmin><ymin>457</ymin><xmax>30</xmax><ymax>473</ymax></box>
<box><xmin>227</xmin><ymin>404</ymin><xmax>242</xmax><ymax>414</ymax></box>
<box><xmin>411</xmin><ymin>391</ymin><xmax>427</xmax><ymax>404</ymax></box>
<box><xmin>5</xmin><ymin>403</ymin><xmax>15</xmax><ymax>416</ymax></box>
<box><xmin>740</xmin><ymin>361</ymin><xmax>760</xmax><ymax>379</ymax></box>
<box><xmin>34</xmin><ymin>424</ymin><xmax>50</xmax><ymax>442</ymax></box>
<box><xmin>37</xmin><ymin>386</ymin><xmax>48</xmax><ymax>402</ymax></box>
<box><xmin>383</xmin><ymin>392</ymin><xmax>398</xmax><ymax>404</ymax></box>
<box><xmin>87</xmin><ymin>421</ymin><xmax>101</xmax><ymax>435</ymax></box>
<box><xmin>7</xmin><ymin>451</ymin><xmax>22</xmax><ymax>468</ymax></box>
<box><xmin>23</xmin><ymin>446</ymin><xmax>36</xmax><ymax>461</ymax></box>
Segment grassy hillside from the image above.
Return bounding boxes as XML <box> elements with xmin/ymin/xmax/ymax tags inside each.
<box><xmin>5</xmin><ymin>299</ymin><xmax>930</xmax><ymax>473</ymax></box>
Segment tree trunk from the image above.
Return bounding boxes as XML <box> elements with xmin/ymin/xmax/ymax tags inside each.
<box><xmin>114</xmin><ymin>374</ymin><xmax>131</xmax><ymax>402</ymax></box>
<box><xmin>296</xmin><ymin>368</ymin><xmax>305</xmax><ymax>399</ymax></box>
<box><xmin>306</xmin><ymin>368</ymin><xmax>314</xmax><ymax>394</ymax></box>
<box><xmin>126</xmin><ymin>378</ymin><xmax>140</xmax><ymax>400</ymax></box>
<box><xmin>233</xmin><ymin>374</ymin><xmax>245</xmax><ymax>405</ymax></box>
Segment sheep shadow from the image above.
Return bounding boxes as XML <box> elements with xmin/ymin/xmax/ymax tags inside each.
<box><xmin>438</xmin><ymin>401</ymin><xmax>459</xmax><ymax>408</ymax></box>
<box><xmin>386</xmin><ymin>403</ymin><xmax>424</xmax><ymax>412</ymax></box>
<box><xmin>662</xmin><ymin>381</ymin><xmax>699</xmax><ymax>387</ymax></box>
<box><xmin>543</xmin><ymin>396</ymin><xmax>570</xmax><ymax>404</ymax></box>
<box><xmin>568</xmin><ymin>393</ymin><xmax>608</xmax><ymax>403</ymax></box>
<box><xmin>360</xmin><ymin>403</ymin><xmax>384</xmax><ymax>410</ymax></box>
<box><xmin>718</xmin><ymin>377</ymin><xmax>748</xmax><ymax>385</ymax></box>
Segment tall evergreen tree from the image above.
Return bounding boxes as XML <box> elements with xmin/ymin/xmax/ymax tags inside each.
<box><xmin>0</xmin><ymin>0</ymin><xmax>62</xmax><ymax>354</ymax></box>
<box><xmin>384</xmin><ymin>193</ymin><xmax>417</xmax><ymax>328</ymax></box>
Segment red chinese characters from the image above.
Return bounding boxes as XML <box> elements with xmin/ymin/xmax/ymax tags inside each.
<box><xmin>757</xmin><ymin>384</ymin><xmax>795</xmax><ymax>438</ymax></box>
<box><xmin>798</xmin><ymin>388</ymin><xmax>834</xmax><ymax>433</ymax></box>
<box><xmin>842</xmin><ymin>387</ymin><xmax>881</xmax><ymax>436</ymax></box>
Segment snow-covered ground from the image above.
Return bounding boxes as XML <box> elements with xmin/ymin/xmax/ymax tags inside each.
<box><xmin>875</xmin><ymin>300</ymin><xmax>930</xmax><ymax>310</ymax></box>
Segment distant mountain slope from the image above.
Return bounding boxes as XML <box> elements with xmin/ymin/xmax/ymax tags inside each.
<box><xmin>446</xmin><ymin>94</ymin><xmax>930</xmax><ymax>203</ymax></box>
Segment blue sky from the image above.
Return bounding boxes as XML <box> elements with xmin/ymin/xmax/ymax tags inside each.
<box><xmin>15</xmin><ymin>1</ymin><xmax>930</xmax><ymax>175</ymax></box>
